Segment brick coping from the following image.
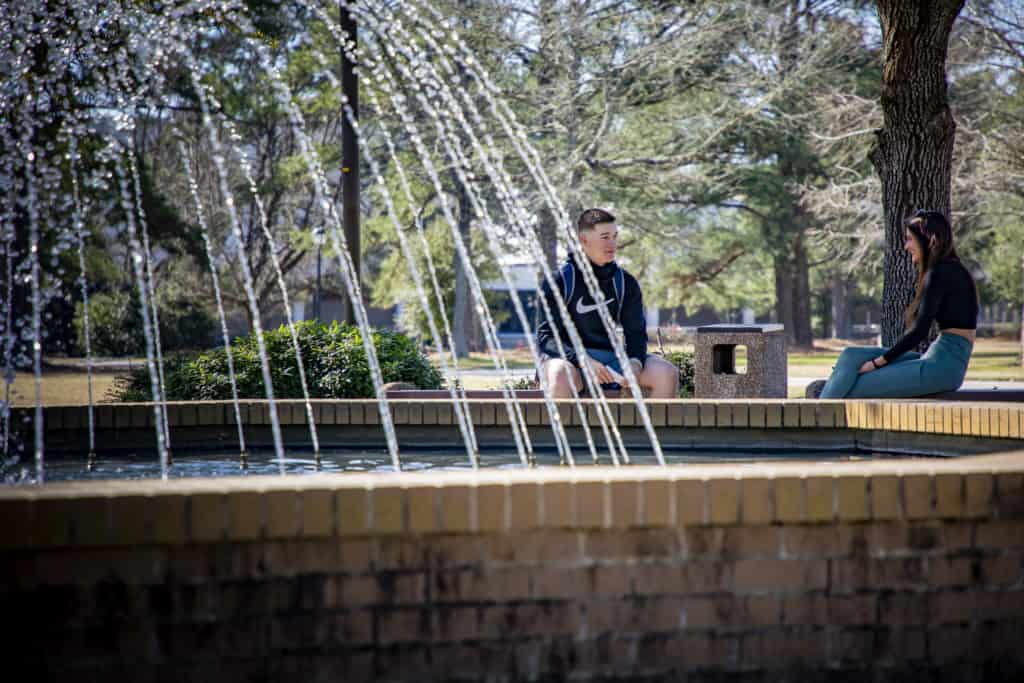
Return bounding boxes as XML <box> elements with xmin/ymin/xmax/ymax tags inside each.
<box><xmin>3</xmin><ymin>451</ymin><xmax>1022</xmax><ymax>550</ymax></box>
<box><xmin>7</xmin><ymin>397</ymin><xmax>1023</xmax><ymax>553</ymax></box>
<box><xmin>20</xmin><ymin>398</ymin><xmax>1024</xmax><ymax>439</ymax></box>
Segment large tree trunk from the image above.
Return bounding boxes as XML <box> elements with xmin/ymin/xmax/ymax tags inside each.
<box><xmin>452</xmin><ymin>180</ymin><xmax>475</xmax><ymax>358</ymax></box>
<box><xmin>870</xmin><ymin>0</ymin><xmax>966</xmax><ymax>345</ymax></box>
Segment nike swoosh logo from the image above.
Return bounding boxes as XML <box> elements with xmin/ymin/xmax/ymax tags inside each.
<box><xmin>576</xmin><ymin>296</ymin><xmax>615</xmax><ymax>315</ymax></box>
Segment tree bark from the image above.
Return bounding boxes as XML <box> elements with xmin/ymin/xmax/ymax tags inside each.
<box><xmin>452</xmin><ymin>180</ymin><xmax>474</xmax><ymax>358</ymax></box>
<box><xmin>870</xmin><ymin>0</ymin><xmax>966</xmax><ymax>345</ymax></box>
<box><xmin>340</xmin><ymin>3</ymin><xmax>360</xmax><ymax>327</ymax></box>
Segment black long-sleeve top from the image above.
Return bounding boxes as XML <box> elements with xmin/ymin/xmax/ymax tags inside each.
<box><xmin>882</xmin><ymin>258</ymin><xmax>978</xmax><ymax>363</ymax></box>
<box><xmin>535</xmin><ymin>257</ymin><xmax>648</xmax><ymax>368</ymax></box>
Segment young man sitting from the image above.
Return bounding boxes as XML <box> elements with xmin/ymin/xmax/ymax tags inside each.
<box><xmin>535</xmin><ymin>208</ymin><xmax>679</xmax><ymax>399</ymax></box>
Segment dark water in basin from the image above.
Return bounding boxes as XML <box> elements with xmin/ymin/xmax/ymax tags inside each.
<box><xmin>7</xmin><ymin>447</ymin><xmax>926</xmax><ymax>483</ymax></box>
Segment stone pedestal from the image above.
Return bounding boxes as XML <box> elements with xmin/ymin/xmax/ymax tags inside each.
<box><xmin>694</xmin><ymin>324</ymin><xmax>787</xmax><ymax>398</ymax></box>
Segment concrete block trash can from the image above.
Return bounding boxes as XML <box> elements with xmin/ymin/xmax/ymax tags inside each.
<box><xmin>694</xmin><ymin>324</ymin><xmax>787</xmax><ymax>398</ymax></box>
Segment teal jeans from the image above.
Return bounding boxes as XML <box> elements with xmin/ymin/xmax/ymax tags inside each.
<box><xmin>820</xmin><ymin>333</ymin><xmax>972</xmax><ymax>399</ymax></box>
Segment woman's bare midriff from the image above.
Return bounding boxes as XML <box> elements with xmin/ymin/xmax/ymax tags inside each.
<box><xmin>941</xmin><ymin>327</ymin><xmax>976</xmax><ymax>342</ymax></box>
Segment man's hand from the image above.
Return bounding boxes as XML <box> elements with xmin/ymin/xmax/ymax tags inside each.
<box><xmin>585</xmin><ymin>357</ymin><xmax>618</xmax><ymax>384</ymax></box>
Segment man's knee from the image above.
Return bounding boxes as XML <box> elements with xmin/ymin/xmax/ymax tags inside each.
<box><xmin>544</xmin><ymin>359</ymin><xmax>579</xmax><ymax>393</ymax></box>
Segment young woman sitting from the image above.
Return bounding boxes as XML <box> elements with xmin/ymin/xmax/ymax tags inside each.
<box><xmin>819</xmin><ymin>210</ymin><xmax>977</xmax><ymax>399</ymax></box>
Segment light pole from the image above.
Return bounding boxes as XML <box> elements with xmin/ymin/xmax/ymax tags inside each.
<box><xmin>313</xmin><ymin>227</ymin><xmax>326</xmax><ymax>321</ymax></box>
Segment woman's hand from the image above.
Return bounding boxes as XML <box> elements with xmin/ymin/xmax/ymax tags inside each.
<box><xmin>858</xmin><ymin>356</ymin><xmax>888</xmax><ymax>374</ymax></box>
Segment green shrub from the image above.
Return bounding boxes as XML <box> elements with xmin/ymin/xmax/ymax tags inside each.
<box><xmin>661</xmin><ymin>350</ymin><xmax>695</xmax><ymax>398</ymax></box>
<box><xmin>111</xmin><ymin>320</ymin><xmax>443</xmax><ymax>401</ymax></box>
<box><xmin>75</xmin><ymin>290</ymin><xmax>216</xmax><ymax>356</ymax></box>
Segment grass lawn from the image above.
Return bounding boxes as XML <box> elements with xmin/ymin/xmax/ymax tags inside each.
<box><xmin>5</xmin><ymin>371</ymin><xmax>122</xmax><ymax>408</ymax></box>
<box><xmin>7</xmin><ymin>338</ymin><xmax>1022</xmax><ymax>406</ymax></box>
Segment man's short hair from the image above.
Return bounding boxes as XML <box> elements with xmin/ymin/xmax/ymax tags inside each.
<box><xmin>577</xmin><ymin>208</ymin><xmax>616</xmax><ymax>232</ymax></box>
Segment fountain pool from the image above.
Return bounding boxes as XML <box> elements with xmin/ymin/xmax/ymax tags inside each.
<box><xmin>3</xmin><ymin>397</ymin><xmax>1023</xmax><ymax>681</ymax></box>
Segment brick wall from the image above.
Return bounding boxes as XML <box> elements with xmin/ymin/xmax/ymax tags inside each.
<box><xmin>2</xmin><ymin>457</ymin><xmax>1023</xmax><ymax>681</ymax></box>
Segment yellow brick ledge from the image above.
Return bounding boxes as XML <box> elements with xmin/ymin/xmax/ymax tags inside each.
<box><xmin>842</xmin><ymin>399</ymin><xmax>1024</xmax><ymax>439</ymax></box>
<box><xmin>2</xmin><ymin>451</ymin><xmax>1022</xmax><ymax>550</ymax></box>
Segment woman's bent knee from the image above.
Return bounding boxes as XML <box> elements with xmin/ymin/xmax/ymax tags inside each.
<box><xmin>839</xmin><ymin>347</ymin><xmax>879</xmax><ymax>361</ymax></box>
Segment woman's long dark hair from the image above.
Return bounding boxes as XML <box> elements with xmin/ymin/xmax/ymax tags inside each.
<box><xmin>904</xmin><ymin>209</ymin><xmax>958</xmax><ymax>329</ymax></box>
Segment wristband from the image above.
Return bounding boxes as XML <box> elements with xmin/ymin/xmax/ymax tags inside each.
<box><xmin>871</xmin><ymin>358</ymin><xmax>880</xmax><ymax>369</ymax></box>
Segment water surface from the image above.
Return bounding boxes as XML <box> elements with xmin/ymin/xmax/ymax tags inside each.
<box><xmin>10</xmin><ymin>447</ymin><xmax>927</xmax><ymax>483</ymax></box>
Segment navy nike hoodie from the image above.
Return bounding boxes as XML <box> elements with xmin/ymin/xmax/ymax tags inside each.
<box><xmin>535</xmin><ymin>256</ymin><xmax>647</xmax><ymax>368</ymax></box>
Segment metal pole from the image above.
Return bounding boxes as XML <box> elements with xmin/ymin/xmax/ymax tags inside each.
<box><xmin>341</xmin><ymin>1</ymin><xmax>359</xmax><ymax>326</ymax></box>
